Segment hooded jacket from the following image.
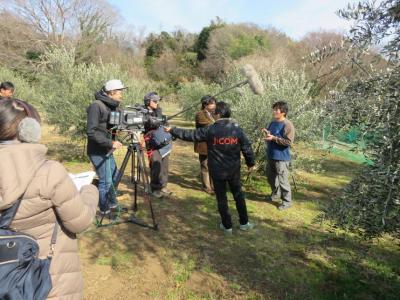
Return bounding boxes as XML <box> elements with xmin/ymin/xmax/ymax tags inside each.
<box><xmin>0</xmin><ymin>142</ymin><xmax>99</xmax><ymax>299</ymax></box>
<box><xmin>170</xmin><ymin>118</ymin><xmax>255</xmax><ymax>179</ymax></box>
<box><xmin>86</xmin><ymin>91</ymin><xmax>120</xmax><ymax>155</ymax></box>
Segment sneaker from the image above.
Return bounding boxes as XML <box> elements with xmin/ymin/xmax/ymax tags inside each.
<box><xmin>278</xmin><ymin>203</ymin><xmax>292</xmax><ymax>211</ymax></box>
<box><xmin>266</xmin><ymin>195</ymin><xmax>280</xmax><ymax>202</ymax></box>
<box><xmin>239</xmin><ymin>222</ymin><xmax>255</xmax><ymax>231</ymax></box>
<box><xmin>161</xmin><ymin>187</ymin><xmax>172</xmax><ymax>196</ymax></box>
<box><xmin>109</xmin><ymin>203</ymin><xmax>118</xmax><ymax>209</ymax></box>
<box><xmin>152</xmin><ymin>190</ymin><xmax>163</xmax><ymax>198</ymax></box>
<box><xmin>111</xmin><ymin>204</ymin><xmax>128</xmax><ymax>213</ymax></box>
<box><xmin>219</xmin><ymin>223</ymin><xmax>233</xmax><ymax>234</ymax></box>
<box><xmin>99</xmin><ymin>209</ymin><xmax>110</xmax><ymax>216</ymax></box>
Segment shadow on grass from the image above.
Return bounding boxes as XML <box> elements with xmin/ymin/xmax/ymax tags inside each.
<box><xmin>319</xmin><ymin>158</ymin><xmax>361</xmax><ymax>177</ymax></box>
<box><xmin>244</xmin><ymin>155</ymin><xmax>361</xmax><ymax>208</ymax></box>
<box><xmin>82</xmin><ymin>190</ymin><xmax>400</xmax><ymax>300</ymax></box>
<box><xmin>82</xmin><ymin>146</ymin><xmax>398</xmax><ymax>299</ymax></box>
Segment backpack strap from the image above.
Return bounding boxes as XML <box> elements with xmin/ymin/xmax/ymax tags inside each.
<box><xmin>48</xmin><ymin>221</ymin><xmax>59</xmax><ymax>258</ymax></box>
<box><xmin>0</xmin><ymin>160</ymin><xmax>59</xmax><ymax>257</ymax></box>
<box><xmin>0</xmin><ymin>197</ymin><xmax>23</xmax><ymax>229</ymax></box>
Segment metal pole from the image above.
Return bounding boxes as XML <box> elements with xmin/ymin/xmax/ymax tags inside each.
<box><xmin>166</xmin><ymin>80</ymin><xmax>248</xmax><ymax>121</ymax></box>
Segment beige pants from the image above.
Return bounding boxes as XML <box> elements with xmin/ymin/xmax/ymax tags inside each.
<box><xmin>199</xmin><ymin>154</ymin><xmax>213</xmax><ymax>192</ymax></box>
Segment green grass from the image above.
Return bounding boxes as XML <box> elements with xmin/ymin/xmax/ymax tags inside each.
<box><xmin>173</xmin><ymin>257</ymin><xmax>196</xmax><ymax>284</ymax></box>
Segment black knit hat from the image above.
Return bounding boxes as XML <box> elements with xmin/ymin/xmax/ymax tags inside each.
<box><xmin>144</xmin><ymin>92</ymin><xmax>161</xmax><ymax>106</ymax></box>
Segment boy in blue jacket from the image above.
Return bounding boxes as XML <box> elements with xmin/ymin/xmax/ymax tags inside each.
<box><xmin>262</xmin><ymin>101</ymin><xmax>295</xmax><ymax>210</ymax></box>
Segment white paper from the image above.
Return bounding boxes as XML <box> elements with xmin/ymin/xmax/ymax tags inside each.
<box><xmin>69</xmin><ymin>171</ymin><xmax>96</xmax><ymax>191</ymax></box>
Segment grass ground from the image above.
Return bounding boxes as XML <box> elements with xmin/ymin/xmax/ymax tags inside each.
<box><xmin>41</xmin><ymin>104</ymin><xmax>400</xmax><ymax>300</ymax></box>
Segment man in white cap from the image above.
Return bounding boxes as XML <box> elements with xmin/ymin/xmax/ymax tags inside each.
<box><xmin>86</xmin><ymin>79</ymin><xmax>126</xmax><ymax>217</ymax></box>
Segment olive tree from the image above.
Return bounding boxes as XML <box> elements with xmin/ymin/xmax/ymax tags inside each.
<box><xmin>177</xmin><ymin>65</ymin><xmax>322</xmax><ymax>169</ymax></box>
<box><xmin>0</xmin><ymin>67</ymin><xmax>42</xmax><ymax>106</ymax></box>
<box><xmin>317</xmin><ymin>0</ymin><xmax>400</xmax><ymax>238</ymax></box>
<box><xmin>38</xmin><ymin>47</ymin><xmax>156</xmax><ymax>140</ymax></box>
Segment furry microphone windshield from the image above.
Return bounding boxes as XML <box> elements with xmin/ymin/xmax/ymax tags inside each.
<box><xmin>241</xmin><ymin>64</ymin><xmax>264</xmax><ymax>95</ymax></box>
<box><xmin>166</xmin><ymin>64</ymin><xmax>264</xmax><ymax>120</ymax></box>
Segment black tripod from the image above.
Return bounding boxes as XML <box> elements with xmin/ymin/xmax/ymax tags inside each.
<box><xmin>96</xmin><ymin>131</ymin><xmax>158</xmax><ymax>230</ymax></box>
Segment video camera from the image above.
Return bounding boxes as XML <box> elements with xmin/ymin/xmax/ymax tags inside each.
<box><xmin>108</xmin><ymin>104</ymin><xmax>167</xmax><ymax>132</ymax></box>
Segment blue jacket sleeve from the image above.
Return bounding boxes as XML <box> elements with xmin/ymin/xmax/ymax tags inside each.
<box><xmin>170</xmin><ymin>127</ymin><xmax>209</xmax><ymax>142</ymax></box>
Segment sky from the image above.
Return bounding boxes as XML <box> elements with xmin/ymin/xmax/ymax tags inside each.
<box><xmin>108</xmin><ymin>0</ymin><xmax>362</xmax><ymax>39</ymax></box>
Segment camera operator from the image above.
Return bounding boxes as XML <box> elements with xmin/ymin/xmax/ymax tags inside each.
<box><xmin>86</xmin><ymin>79</ymin><xmax>125</xmax><ymax>216</ymax></box>
<box><xmin>142</xmin><ymin>92</ymin><xmax>172</xmax><ymax>198</ymax></box>
<box><xmin>165</xmin><ymin>101</ymin><xmax>255</xmax><ymax>234</ymax></box>
<box><xmin>195</xmin><ymin>95</ymin><xmax>216</xmax><ymax>194</ymax></box>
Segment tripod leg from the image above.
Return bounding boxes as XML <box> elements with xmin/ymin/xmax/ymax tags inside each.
<box><xmin>114</xmin><ymin>146</ymin><xmax>133</xmax><ymax>190</ymax></box>
<box><xmin>133</xmin><ymin>149</ymin><xmax>138</xmax><ymax>212</ymax></box>
<box><xmin>131</xmin><ymin>148</ymin><xmax>135</xmax><ymax>184</ymax></box>
<box><xmin>136</xmin><ymin>146</ymin><xmax>158</xmax><ymax>230</ymax></box>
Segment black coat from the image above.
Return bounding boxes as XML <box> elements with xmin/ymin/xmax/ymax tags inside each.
<box><xmin>170</xmin><ymin>118</ymin><xmax>255</xmax><ymax>179</ymax></box>
<box><xmin>86</xmin><ymin>91</ymin><xmax>120</xmax><ymax>155</ymax></box>
<box><xmin>143</xmin><ymin>106</ymin><xmax>163</xmax><ymax>134</ymax></box>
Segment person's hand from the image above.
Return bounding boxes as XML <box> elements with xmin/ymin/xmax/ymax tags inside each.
<box><xmin>164</xmin><ymin>126</ymin><xmax>172</xmax><ymax>133</ymax></box>
<box><xmin>112</xmin><ymin>141</ymin><xmax>123</xmax><ymax>149</ymax></box>
<box><xmin>261</xmin><ymin>128</ymin><xmax>269</xmax><ymax>135</ymax></box>
<box><xmin>248</xmin><ymin>166</ymin><xmax>255</xmax><ymax>172</ymax></box>
<box><xmin>264</xmin><ymin>134</ymin><xmax>275</xmax><ymax>141</ymax></box>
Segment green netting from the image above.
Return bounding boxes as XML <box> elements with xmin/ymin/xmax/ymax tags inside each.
<box><xmin>329</xmin><ymin>147</ymin><xmax>373</xmax><ymax>165</ymax></box>
<box><xmin>320</xmin><ymin>123</ymin><xmax>375</xmax><ymax>164</ymax></box>
<box><xmin>324</xmin><ymin>125</ymin><xmax>363</xmax><ymax>144</ymax></box>
<box><xmin>319</xmin><ymin>141</ymin><xmax>373</xmax><ymax>165</ymax></box>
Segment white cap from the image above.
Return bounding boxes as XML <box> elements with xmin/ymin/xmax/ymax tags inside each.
<box><xmin>104</xmin><ymin>79</ymin><xmax>126</xmax><ymax>92</ymax></box>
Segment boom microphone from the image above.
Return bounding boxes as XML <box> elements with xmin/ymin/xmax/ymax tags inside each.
<box><xmin>167</xmin><ymin>64</ymin><xmax>264</xmax><ymax>120</ymax></box>
<box><xmin>211</xmin><ymin>64</ymin><xmax>264</xmax><ymax>97</ymax></box>
<box><xmin>241</xmin><ymin>64</ymin><xmax>264</xmax><ymax>95</ymax></box>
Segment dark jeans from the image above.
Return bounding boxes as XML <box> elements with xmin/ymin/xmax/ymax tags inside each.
<box><xmin>212</xmin><ymin>172</ymin><xmax>249</xmax><ymax>229</ymax></box>
<box><xmin>150</xmin><ymin>150</ymin><xmax>169</xmax><ymax>191</ymax></box>
<box><xmin>89</xmin><ymin>154</ymin><xmax>119</xmax><ymax>211</ymax></box>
